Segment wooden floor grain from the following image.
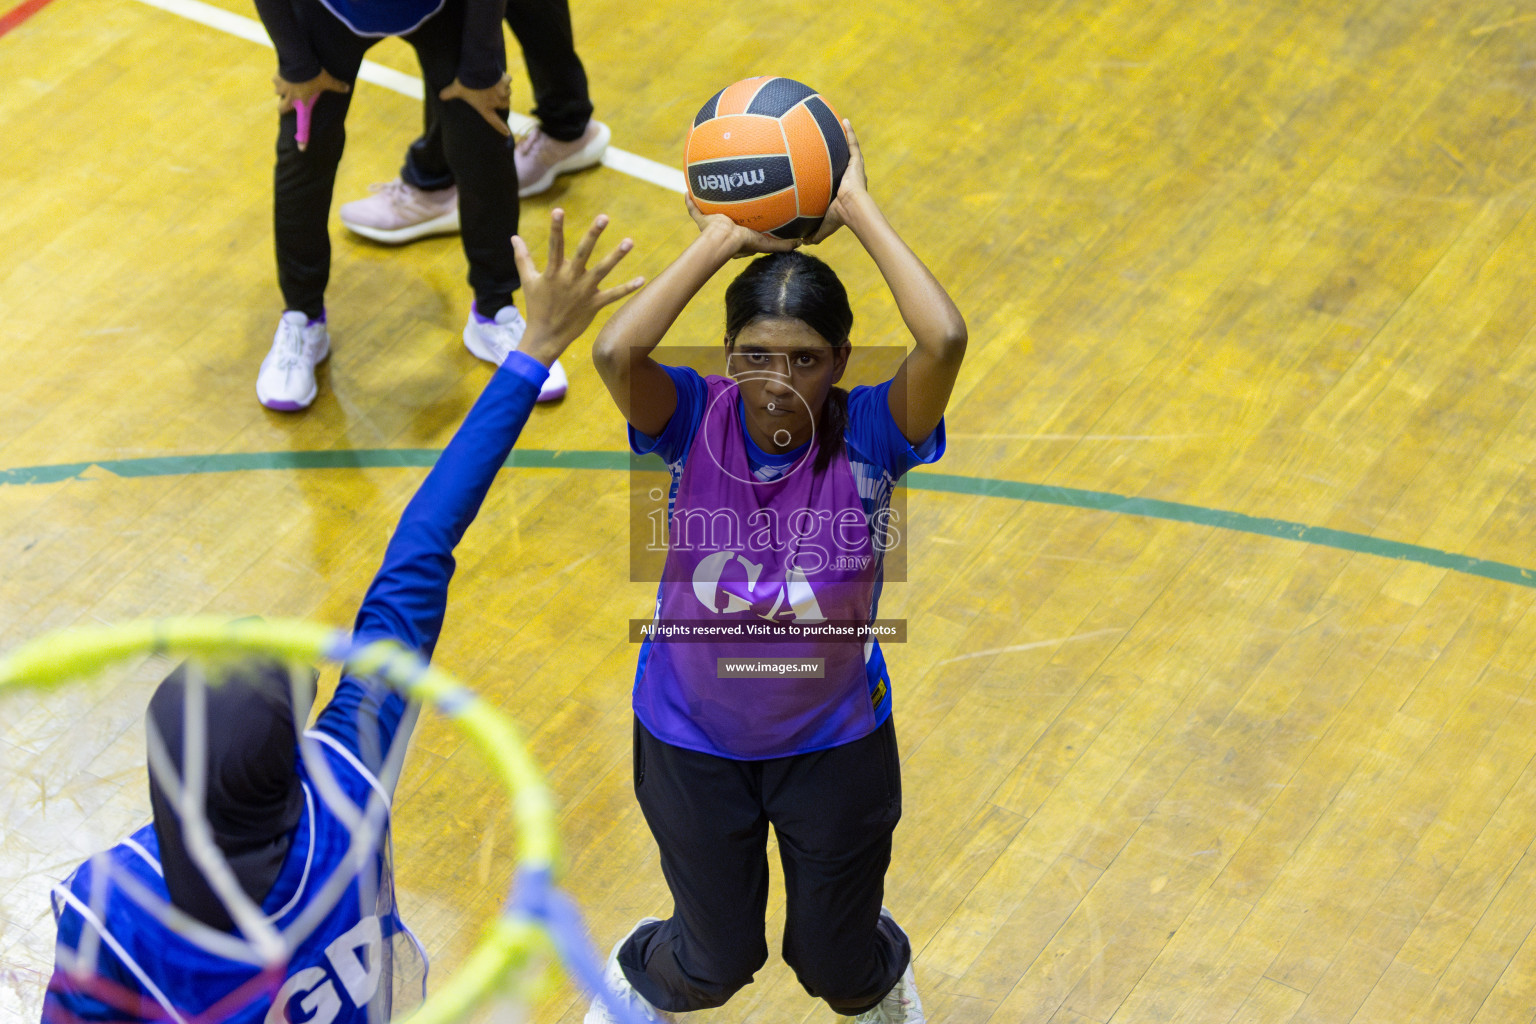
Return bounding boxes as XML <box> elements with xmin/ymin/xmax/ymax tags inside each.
<box><xmin>5</xmin><ymin>0</ymin><xmax>1536</xmax><ymax>1020</ymax></box>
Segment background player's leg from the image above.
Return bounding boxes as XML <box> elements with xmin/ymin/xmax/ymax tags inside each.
<box><xmin>403</xmin><ymin>7</ymin><xmax>519</xmax><ymax>320</ymax></box>
<box><xmin>337</xmin><ymin>85</ymin><xmax>460</xmax><ymax>245</ymax></box>
<box><xmin>508</xmin><ymin>0</ymin><xmax>591</xmax><ymax>140</ymax></box>
<box><xmin>506</xmin><ymin>0</ymin><xmax>607</xmax><ymax>197</ymax></box>
<box><xmin>404</xmin><ymin>5</ymin><xmax>568</xmax><ymax>394</ymax></box>
<box><xmin>271</xmin><ymin>12</ymin><xmax>365</xmax><ymax>319</ymax></box>
<box><xmin>401</xmin><ymin>88</ymin><xmax>454</xmax><ymax>191</ymax></box>
<box><xmin>768</xmin><ymin>716</ymin><xmax>910</xmax><ymax>1015</ymax></box>
<box><xmin>617</xmin><ymin>718</ymin><xmax>772</xmax><ymax>1013</ymax></box>
<box><xmin>261</xmin><ymin>0</ymin><xmax>368</xmax><ymax>410</ymax></box>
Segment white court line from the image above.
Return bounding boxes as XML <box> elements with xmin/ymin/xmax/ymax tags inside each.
<box><xmin>931</xmin><ymin>627</ymin><xmax>1124</xmax><ymax>667</ymax></box>
<box><xmin>129</xmin><ymin>0</ymin><xmax>688</xmax><ymax>194</ymax></box>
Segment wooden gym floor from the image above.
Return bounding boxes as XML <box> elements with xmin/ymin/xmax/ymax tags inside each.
<box><xmin>6</xmin><ymin>0</ymin><xmax>1536</xmax><ymax>1020</ymax></box>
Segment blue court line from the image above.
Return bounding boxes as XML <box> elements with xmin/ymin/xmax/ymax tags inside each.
<box><xmin>3</xmin><ymin>450</ymin><xmax>1532</xmax><ymax>591</ymax></box>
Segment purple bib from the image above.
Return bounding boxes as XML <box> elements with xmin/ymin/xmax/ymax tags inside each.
<box><xmin>636</xmin><ymin>376</ymin><xmax>881</xmax><ymax>759</ymax></box>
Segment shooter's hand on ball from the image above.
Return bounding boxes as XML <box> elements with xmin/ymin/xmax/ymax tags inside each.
<box><xmin>684</xmin><ymin>196</ymin><xmax>801</xmax><ymax>259</ymax></box>
<box><xmin>440</xmin><ymin>74</ymin><xmax>514</xmax><ymax>137</ymax></box>
<box><xmin>807</xmin><ymin>119</ymin><xmax>868</xmax><ymax>245</ymax></box>
<box><xmin>514</xmin><ymin>209</ymin><xmax>646</xmax><ymax>367</ymax></box>
<box><xmin>274</xmin><ymin>69</ymin><xmax>349</xmax><ymax>114</ymax></box>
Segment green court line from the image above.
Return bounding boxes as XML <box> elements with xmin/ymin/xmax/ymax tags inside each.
<box><xmin>0</xmin><ymin>449</ymin><xmax>630</xmax><ymax>486</ymax></box>
<box><xmin>3</xmin><ymin>450</ymin><xmax>1532</xmax><ymax>591</ymax></box>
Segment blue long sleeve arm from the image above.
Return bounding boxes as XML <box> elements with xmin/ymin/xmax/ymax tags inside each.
<box><xmin>313</xmin><ymin>353</ymin><xmax>549</xmax><ymax>767</ymax></box>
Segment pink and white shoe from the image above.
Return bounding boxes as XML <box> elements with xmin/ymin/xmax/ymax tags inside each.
<box><xmin>339</xmin><ymin>178</ymin><xmax>459</xmax><ymax>244</ymax></box>
<box><xmin>515</xmin><ymin>120</ymin><xmax>610</xmax><ymax>197</ymax></box>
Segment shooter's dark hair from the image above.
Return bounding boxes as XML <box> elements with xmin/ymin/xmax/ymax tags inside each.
<box><xmin>723</xmin><ymin>251</ymin><xmax>853</xmax><ymax>473</ymax></box>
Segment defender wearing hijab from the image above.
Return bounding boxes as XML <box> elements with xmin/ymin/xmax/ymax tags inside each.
<box><xmin>41</xmin><ymin>210</ymin><xmax>643</xmax><ymax>1023</ymax></box>
<box><xmin>143</xmin><ymin>660</ymin><xmax>315</xmax><ymax>936</ymax></box>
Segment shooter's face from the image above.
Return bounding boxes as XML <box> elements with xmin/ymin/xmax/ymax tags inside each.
<box><xmin>727</xmin><ymin>318</ymin><xmax>848</xmax><ymax>452</ymax></box>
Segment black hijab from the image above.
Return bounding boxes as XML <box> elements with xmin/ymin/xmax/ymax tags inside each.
<box><xmin>146</xmin><ymin>658</ymin><xmax>316</xmax><ymax>933</ymax></box>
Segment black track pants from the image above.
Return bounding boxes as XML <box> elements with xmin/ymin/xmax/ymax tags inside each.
<box><xmin>620</xmin><ymin>716</ymin><xmax>910</xmax><ymax>1016</ymax></box>
<box><xmin>272</xmin><ymin>0</ymin><xmax>519</xmax><ymax>318</ymax></box>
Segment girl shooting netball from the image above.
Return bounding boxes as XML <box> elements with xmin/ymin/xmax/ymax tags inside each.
<box><xmin>589</xmin><ymin>120</ymin><xmax>966</xmax><ymax>1024</ymax></box>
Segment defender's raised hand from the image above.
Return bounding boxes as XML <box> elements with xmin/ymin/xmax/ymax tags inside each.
<box><xmin>514</xmin><ymin>209</ymin><xmax>645</xmax><ymax>367</ymax></box>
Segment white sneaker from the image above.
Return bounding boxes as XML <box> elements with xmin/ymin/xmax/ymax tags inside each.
<box><xmin>852</xmin><ymin>910</ymin><xmax>925</xmax><ymax>1024</ymax></box>
<box><xmin>339</xmin><ymin>178</ymin><xmax>459</xmax><ymax>244</ymax></box>
<box><xmin>516</xmin><ymin>120</ymin><xmax>611</xmax><ymax>197</ymax></box>
<box><xmin>463</xmin><ymin>304</ymin><xmax>568</xmax><ymax>402</ymax></box>
<box><xmin>584</xmin><ymin>918</ymin><xmax>674</xmax><ymax>1024</ymax></box>
<box><xmin>256</xmin><ymin>311</ymin><xmax>330</xmax><ymax>411</ymax></box>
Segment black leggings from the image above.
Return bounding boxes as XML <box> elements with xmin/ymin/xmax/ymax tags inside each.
<box><xmin>402</xmin><ymin>0</ymin><xmax>594</xmax><ymax>191</ymax></box>
<box><xmin>272</xmin><ymin>0</ymin><xmax>519</xmax><ymax>319</ymax></box>
<box><xmin>621</xmin><ymin>716</ymin><xmax>910</xmax><ymax>1016</ymax></box>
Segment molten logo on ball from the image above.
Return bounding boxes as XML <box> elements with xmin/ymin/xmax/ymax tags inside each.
<box><xmin>695</xmin><ymin>169</ymin><xmax>768</xmax><ymax>194</ymax></box>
